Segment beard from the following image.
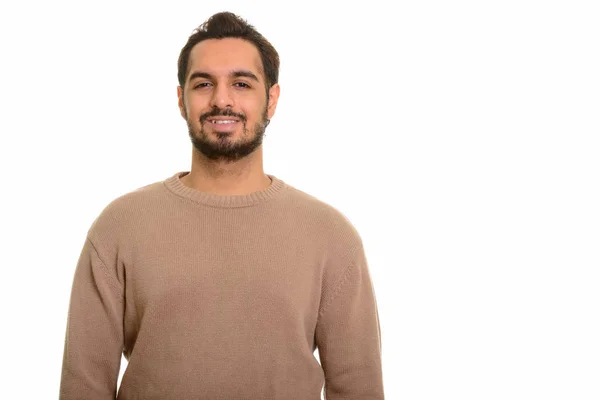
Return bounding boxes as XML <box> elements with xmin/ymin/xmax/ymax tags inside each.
<box><xmin>185</xmin><ymin>102</ymin><xmax>270</xmax><ymax>163</ymax></box>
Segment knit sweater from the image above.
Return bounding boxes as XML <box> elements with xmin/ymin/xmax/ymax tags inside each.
<box><xmin>59</xmin><ymin>171</ymin><xmax>384</xmax><ymax>400</ymax></box>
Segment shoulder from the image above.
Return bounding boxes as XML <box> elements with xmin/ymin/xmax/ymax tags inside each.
<box><xmin>86</xmin><ymin>178</ymin><xmax>167</xmax><ymax>246</ymax></box>
<box><xmin>283</xmin><ymin>184</ymin><xmax>364</xmax><ymax>261</ymax></box>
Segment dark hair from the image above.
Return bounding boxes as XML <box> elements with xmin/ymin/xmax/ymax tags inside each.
<box><xmin>177</xmin><ymin>12</ymin><xmax>280</xmax><ymax>93</ymax></box>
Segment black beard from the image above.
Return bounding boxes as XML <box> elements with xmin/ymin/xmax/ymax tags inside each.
<box><xmin>186</xmin><ymin>106</ymin><xmax>270</xmax><ymax>163</ymax></box>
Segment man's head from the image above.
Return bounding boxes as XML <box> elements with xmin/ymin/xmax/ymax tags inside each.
<box><xmin>177</xmin><ymin>12</ymin><xmax>281</xmax><ymax>163</ymax></box>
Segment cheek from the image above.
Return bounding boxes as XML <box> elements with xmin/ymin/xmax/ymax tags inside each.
<box><xmin>185</xmin><ymin>105</ymin><xmax>204</xmax><ymax>123</ymax></box>
<box><xmin>184</xmin><ymin>95</ymin><xmax>205</xmax><ymax>114</ymax></box>
<box><xmin>243</xmin><ymin>102</ymin><xmax>267</xmax><ymax>121</ymax></box>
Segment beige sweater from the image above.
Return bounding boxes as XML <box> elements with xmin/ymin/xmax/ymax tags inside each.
<box><xmin>59</xmin><ymin>171</ymin><xmax>384</xmax><ymax>399</ymax></box>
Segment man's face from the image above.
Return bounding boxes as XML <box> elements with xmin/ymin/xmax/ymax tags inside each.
<box><xmin>177</xmin><ymin>38</ymin><xmax>280</xmax><ymax>163</ymax></box>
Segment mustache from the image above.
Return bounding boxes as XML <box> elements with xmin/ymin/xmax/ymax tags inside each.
<box><xmin>200</xmin><ymin>108</ymin><xmax>246</xmax><ymax>123</ymax></box>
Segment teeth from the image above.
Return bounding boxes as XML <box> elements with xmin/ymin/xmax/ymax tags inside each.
<box><xmin>211</xmin><ymin>120</ymin><xmax>236</xmax><ymax>124</ymax></box>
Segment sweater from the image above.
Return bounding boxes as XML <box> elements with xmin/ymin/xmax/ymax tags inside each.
<box><xmin>59</xmin><ymin>171</ymin><xmax>384</xmax><ymax>400</ymax></box>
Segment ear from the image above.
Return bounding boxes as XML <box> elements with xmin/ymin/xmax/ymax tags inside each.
<box><xmin>177</xmin><ymin>86</ymin><xmax>186</xmax><ymax>119</ymax></box>
<box><xmin>267</xmin><ymin>83</ymin><xmax>281</xmax><ymax>120</ymax></box>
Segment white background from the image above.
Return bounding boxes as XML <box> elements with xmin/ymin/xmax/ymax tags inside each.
<box><xmin>1</xmin><ymin>0</ymin><xmax>599</xmax><ymax>399</ymax></box>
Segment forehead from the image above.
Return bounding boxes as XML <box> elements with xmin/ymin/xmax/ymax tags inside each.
<box><xmin>187</xmin><ymin>38</ymin><xmax>264</xmax><ymax>81</ymax></box>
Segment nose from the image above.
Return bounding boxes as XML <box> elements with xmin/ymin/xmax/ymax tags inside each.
<box><xmin>209</xmin><ymin>83</ymin><xmax>234</xmax><ymax>109</ymax></box>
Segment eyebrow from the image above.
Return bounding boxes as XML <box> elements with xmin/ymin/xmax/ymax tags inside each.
<box><xmin>188</xmin><ymin>70</ymin><xmax>260</xmax><ymax>83</ymax></box>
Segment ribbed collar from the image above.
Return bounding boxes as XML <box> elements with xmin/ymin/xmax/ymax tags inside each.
<box><xmin>163</xmin><ymin>171</ymin><xmax>287</xmax><ymax>208</ymax></box>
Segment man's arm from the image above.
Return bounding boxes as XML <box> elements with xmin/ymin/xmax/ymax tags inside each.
<box><xmin>59</xmin><ymin>237</ymin><xmax>124</xmax><ymax>400</ymax></box>
<box><xmin>315</xmin><ymin>244</ymin><xmax>385</xmax><ymax>399</ymax></box>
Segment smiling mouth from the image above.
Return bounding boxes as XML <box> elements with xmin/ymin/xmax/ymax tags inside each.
<box><xmin>205</xmin><ymin>119</ymin><xmax>241</xmax><ymax>133</ymax></box>
<box><xmin>209</xmin><ymin>119</ymin><xmax>239</xmax><ymax>124</ymax></box>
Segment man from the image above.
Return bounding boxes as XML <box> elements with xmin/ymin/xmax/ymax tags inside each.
<box><xmin>59</xmin><ymin>11</ymin><xmax>385</xmax><ymax>400</ymax></box>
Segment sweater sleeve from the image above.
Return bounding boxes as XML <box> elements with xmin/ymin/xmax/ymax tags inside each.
<box><xmin>59</xmin><ymin>237</ymin><xmax>124</xmax><ymax>400</ymax></box>
<box><xmin>315</xmin><ymin>244</ymin><xmax>385</xmax><ymax>399</ymax></box>
<box><xmin>315</xmin><ymin>246</ymin><xmax>384</xmax><ymax>400</ymax></box>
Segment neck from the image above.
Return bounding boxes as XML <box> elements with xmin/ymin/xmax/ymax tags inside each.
<box><xmin>181</xmin><ymin>148</ymin><xmax>272</xmax><ymax>196</ymax></box>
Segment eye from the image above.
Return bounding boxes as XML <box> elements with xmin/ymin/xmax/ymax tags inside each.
<box><xmin>234</xmin><ymin>82</ymin><xmax>251</xmax><ymax>88</ymax></box>
<box><xmin>193</xmin><ymin>82</ymin><xmax>211</xmax><ymax>89</ymax></box>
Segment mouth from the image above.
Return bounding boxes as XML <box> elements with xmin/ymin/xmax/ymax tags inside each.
<box><xmin>205</xmin><ymin>118</ymin><xmax>241</xmax><ymax>133</ymax></box>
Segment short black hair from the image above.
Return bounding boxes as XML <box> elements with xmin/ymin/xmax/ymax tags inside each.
<box><xmin>177</xmin><ymin>12</ymin><xmax>280</xmax><ymax>93</ymax></box>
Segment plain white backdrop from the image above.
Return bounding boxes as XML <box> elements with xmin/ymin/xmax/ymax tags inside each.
<box><xmin>1</xmin><ymin>0</ymin><xmax>599</xmax><ymax>399</ymax></box>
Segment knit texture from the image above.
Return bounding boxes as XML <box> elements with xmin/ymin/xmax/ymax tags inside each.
<box><xmin>59</xmin><ymin>171</ymin><xmax>384</xmax><ymax>399</ymax></box>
